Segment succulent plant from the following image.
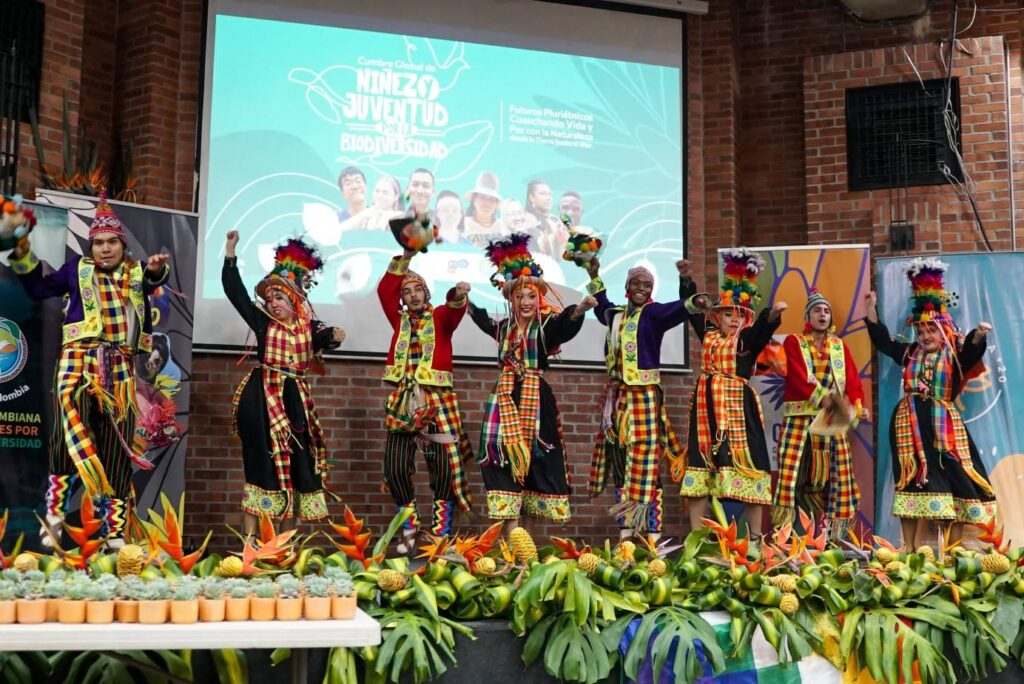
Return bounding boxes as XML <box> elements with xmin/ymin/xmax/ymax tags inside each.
<box><xmin>252</xmin><ymin>582</ymin><xmax>278</xmax><ymax>600</ymax></box>
<box><xmin>275</xmin><ymin>574</ymin><xmax>301</xmax><ymax>599</ymax></box>
<box><xmin>227</xmin><ymin>581</ymin><xmax>252</xmax><ymax>599</ymax></box>
<box><xmin>331</xmin><ymin>573</ymin><xmax>354</xmax><ymax>598</ymax></box>
<box><xmin>96</xmin><ymin>574</ymin><xmax>119</xmax><ymax>593</ymax></box>
<box><xmin>172</xmin><ymin>581</ymin><xmax>200</xmax><ymax>601</ymax></box>
<box><xmin>118</xmin><ymin>576</ymin><xmax>145</xmax><ymax>600</ymax></box>
<box><xmin>23</xmin><ymin>569</ymin><xmax>45</xmax><ymax>585</ymax></box>
<box><xmin>64</xmin><ymin>578</ymin><xmax>91</xmax><ymax>601</ymax></box>
<box><xmin>0</xmin><ymin>580</ymin><xmax>19</xmax><ymax>601</ymax></box>
<box><xmin>143</xmin><ymin>579</ymin><xmax>172</xmax><ymax>601</ymax></box>
<box><xmin>1</xmin><ymin>568</ymin><xmax>22</xmax><ymax>582</ymax></box>
<box><xmin>84</xmin><ymin>582</ymin><xmax>116</xmax><ymax>602</ymax></box>
<box><xmin>303</xmin><ymin>576</ymin><xmax>331</xmax><ymax>598</ymax></box>
<box><xmin>47</xmin><ymin>569</ymin><xmax>67</xmax><ymax>583</ymax></box>
<box><xmin>201</xmin><ymin>578</ymin><xmax>226</xmax><ymax>600</ymax></box>
<box><xmin>42</xmin><ymin>579</ymin><xmax>67</xmax><ymax>599</ymax></box>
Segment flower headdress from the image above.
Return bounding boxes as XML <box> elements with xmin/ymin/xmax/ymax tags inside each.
<box><xmin>717</xmin><ymin>248</ymin><xmax>766</xmax><ymax>310</ymax></box>
<box><xmin>904</xmin><ymin>257</ymin><xmax>956</xmax><ymax>328</ymax></box>
<box><xmin>255</xmin><ymin>237</ymin><xmax>324</xmax><ymax>305</ymax></box>
<box><xmin>485</xmin><ymin>233</ymin><xmax>547</xmax><ymax>299</ymax></box>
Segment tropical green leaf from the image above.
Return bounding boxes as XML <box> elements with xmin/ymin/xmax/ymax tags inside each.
<box><xmin>211</xmin><ymin>648</ymin><xmax>248</xmax><ymax>684</ymax></box>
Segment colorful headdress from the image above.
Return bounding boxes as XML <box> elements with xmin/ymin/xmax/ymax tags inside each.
<box><xmin>89</xmin><ymin>191</ymin><xmax>128</xmax><ymax>242</ymax></box>
<box><xmin>716</xmin><ymin>248</ymin><xmax>766</xmax><ymax>310</ymax></box>
<box><xmin>255</xmin><ymin>237</ymin><xmax>324</xmax><ymax>303</ymax></box>
<box><xmin>560</xmin><ymin>214</ymin><xmax>603</xmax><ymax>266</ymax></box>
<box><xmin>804</xmin><ymin>288</ymin><xmax>831</xmax><ymax>319</ymax></box>
<box><xmin>904</xmin><ymin>257</ymin><xmax>955</xmax><ymax>327</ymax></box>
<box><xmin>0</xmin><ymin>194</ymin><xmax>36</xmax><ymax>252</ymax></box>
<box><xmin>485</xmin><ymin>233</ymin><xmax>547</xmax><ymax>298</ymax></box>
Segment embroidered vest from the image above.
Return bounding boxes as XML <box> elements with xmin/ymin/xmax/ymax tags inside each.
<box><xmin>784</xmin><ymin>334</ymin><xmax>847</xmax><ymax>416</ymax></box>
<box><xmin>605</xmin><ymin>306</ymin><xmax>660</xmax><ymax>386</ymax></box>
<box><xmin>64</xmin><ymin>259</ymin><xmax>151</xmax><ymax>352</ymax></box>
<box><xmin>382</xmin><ymin>310</ymin><xmax>452</xmax><ymax>387</ymax></box>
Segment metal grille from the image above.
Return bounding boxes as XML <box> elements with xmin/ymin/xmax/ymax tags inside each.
<box><xmin>845</xmin><ymin>78</ymin><xmax>962</xmax><ymax>192</ymax></box>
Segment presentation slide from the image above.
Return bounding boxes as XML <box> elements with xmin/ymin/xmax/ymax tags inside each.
<box><xmin>197</xmin><ymin>1</ymin><xmax>686</xmax><ymax>367</ymax></box>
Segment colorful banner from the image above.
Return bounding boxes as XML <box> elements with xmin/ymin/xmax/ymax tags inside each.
<box><xmin>0</xmin><ymin>203</ymin><xmax>69</xmax><ymax>551</ymax></box>
<box><xmin>7</xmin><ymin>191</ymin><xmax>200</xmax><ymax>544</ymax></box>
<box><xmin>197</xmin><ymin>13</ymin><xmax>685</xmax><ymax>367</ymax></box>
<box><xmin>718</xmin><ymin>245</ymin><xmax>875</xmax><ymax>532</ymax></box>
<box><xmin>876</xmin><ymin>253</ymin><xmax>1024</xmax><ymax>543</ymax></box>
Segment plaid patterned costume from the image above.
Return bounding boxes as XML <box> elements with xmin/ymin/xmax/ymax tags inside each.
<box><xmin>588</xmin><ymin>300</ymin><xmax>686</xmax><ymax>533</ymax></box>
<box><xmin>678</xmin><ymin>309</ymin><xmax>779</xmax><ymax>505</ymax></box>
<box><xmin>47</xmin><ymin>263</ymin><xmax>155</xmax><ymax>538</ymax></box>
<box><xmin>471</xmin><ymin>302</ymin><xmax>585</xmax><ymax>522</ymax></box>
<box><xmin>223</xmin><ymin>258</ymin><xmax>335</xmax><ymax>521</ymax></box>
<box><xmin>382</xmin><ymin>310</ymin><xmax>473</xmax><ymax>537</ymax></box>
<box><xmin>867</xmin><ymin>318</ymin><xmax>996</xmax><ymax>524</ymax></box>
<box><xmin>772</xmin><ymin>333</ymin><xmax>864</xmax><ymax>538</ymax></box>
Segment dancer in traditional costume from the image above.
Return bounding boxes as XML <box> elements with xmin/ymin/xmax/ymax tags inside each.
<box><xmin>223</xmin><ymin>230</ymin><xmax>344</xmax><ymax>533</ymax></box>
<box><xmin>8</xmin><ymin>193</ymin><xmax>170</xmax><ymax>545</ymax></box>
<box><xmin>771</xmin><ymin>288</ymin><xmax>868</xmax><ymax>541</ymax></box>
<box><xmin>865</xmin><ymin>258</ymin><xmax>995</xmax><ymax>548</ymax></box>
<box><xmin>677</xmin><ymin>248</ymin><xmax>786</xmax><ymax>535</ymax></box>
<box><xmin>378</xmin><ymin>240</ymin><xmax>473</xmax><ymax>553</ymax></box>
<box><xmin>583</xmin><ymin>255</ymin><xmax>709</xmax><ymax>539</ymax></box>
<box><xmin>470</xmin><ymin>233</ymin><xmax>596</xmax><ymax>533</ymax></box>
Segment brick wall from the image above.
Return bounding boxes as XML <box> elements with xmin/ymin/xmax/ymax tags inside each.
<box><xmin>17</xmin><ymin>0</ymin><xmax>1024</xmax><ymax>552</ymax></box>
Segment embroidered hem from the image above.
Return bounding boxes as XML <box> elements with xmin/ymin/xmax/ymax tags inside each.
<box><xmin>486</xmin><ymin>490</ymin><xmax>522</xmax><ymax>520</ymax></box>
<box><xmin>297</xmin><ymin>490</ymin><xmax>328</xmax><ymax>521</ymax></box>
<box><xmin>893</xmin><ymin>491</ymin><xmax>997</xmax><ymax>523</ymax></box>
<box><xmin>522</xmin><ymin>491</ymin><xmax>571</xmax><ymax>522</ymax></box>
<box><xmin>242</xmin><ymin>484</ymin><xmax>288</xmax><ymax>518</ymax></box>
<box><xmin>679</xmin><ymin>466</ymin><xmax>772</xmax><ymax>505</ymax></box>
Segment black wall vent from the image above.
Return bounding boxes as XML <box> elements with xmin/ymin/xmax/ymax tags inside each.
<box><xmin>845</xmin><ymin>78</ymin><xmax>963</xmax><ymax>192</ymax></box>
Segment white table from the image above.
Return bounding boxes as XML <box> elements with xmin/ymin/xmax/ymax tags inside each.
<box><xmin>0</xmin><ymin>610</ymin><xmax>381</xmax><ymax>682</ymax></box>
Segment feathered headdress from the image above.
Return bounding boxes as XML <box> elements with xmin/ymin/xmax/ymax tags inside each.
<box><xmin>0</xmin><ymin>194</ymin><xmax>36</xmax><ymax>252</ymax></box>
<box><xmin>485</xmin><ymin>232</ymin><xmax>547</xmax><ymax>298</ymax></box>
<box><xmin>255</xmin><ymin>237</ymin><xmax>324</xmax><ymax>303</ymax></box>
<box><xmin>904</xmin><ymin>257</ymin><xmax>956</xmax><ymax>327</ymax></box>
<box><xmin>716</xmin><ymin>247</ymin><xmax>766</xmax><ymax>310</ymax></box>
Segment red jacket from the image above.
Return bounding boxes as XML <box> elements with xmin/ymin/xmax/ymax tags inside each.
<box><xmin>782</xmin><ymin>333</ymin><xmax>864</xmax><ymax>414</ymax></box>
<box><xmin>377</xmin><ymin>256</ymin><xmax>466</xmax><ymax>383</ymax></box>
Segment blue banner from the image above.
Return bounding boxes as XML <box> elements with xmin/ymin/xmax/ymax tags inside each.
<box><xmin>875</xmin><ymin>253</ymin><xmax>1024</xmax><ymax>542</ymax></box>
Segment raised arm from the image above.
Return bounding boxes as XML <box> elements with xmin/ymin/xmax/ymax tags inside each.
<box><xmin>312</xmin><ymin>319</ymin><xmax>345</xmax><ymax>353</ymax></box>
<box><xmin>376</xmin><ymin>252</ymin><xmax>412</xmax><ymax>330</ymax></box>
<box><xmin>581</xmin><ymin>259</ymin><xmax>617</xmax><ymax>326</ymax></box>
<box><xmin>142</xmin><ymin>254</ymin><xmax>171</xmax><ymax>293</ymax></box>
<box><xmin>957</xmin><ymin>323</ymin><xmax>991</xmax><ymax>373</ymax></box>
<box><xmin>7</xmin><ymin>243</ymin><xmax>73</xmax><ymax>300</ymax></box>
<box><xmin>742</xmin><ymin>303</ymin><xmax>786</xmax><ymax>357</ymax></box>
<box><xmin>221</xmin><ymin>230</ymin><xmax>261</xmax><ymax>331</ymax></box>
<box><xmin>434</xmin><ymin>281</ymin><xmax>470</xmax><ymax>334</ymax></box>
<box><xmin>863</xmin><ymin>291</ymin><xmax>909</xmax><ymax>363</ymax></box>
<box><xmin>544</xmin><ymin>297</ymin><xmax>596</xmax><ymax>348</ymax></box>
<box><xmin>468</xmin><ymin>300</ymin><xmax>499</xmax><ymax>340</ymax></box>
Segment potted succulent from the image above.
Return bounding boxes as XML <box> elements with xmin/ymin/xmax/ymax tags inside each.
<box><xmin>138</xmin><ymin>579</ymin><xmax>171</xmax><ymax>624</ymax></box>
<box><xmin>170</xmin><ymin>580</ymin><xmax>200</xmax><ymax>624</ymax></box>
<box><xmin>58</xmin><ymin>576</ymin><xmax>90</xmax><ymax>624</ymax></box>
<box><xmin>0</xmin><ymin>579</ymin><xmax>18</xmax><ymax>624</ymax></box>
<box><xmin>275</xmin><ymin>574</ymin><xmax>302</xmax><ymax>621</ymax></box>
<box><xmin>116</xmin><ymin>576</ymin><xmax>145</xmax><ymax>623</ymax></box>
<box><xmin>325</xmin><ymin>567</ymin><xmax>357</xmax><ymax>620</ymax></box>
<box><xmin>225</xmin><ymin>579</ymin><xmax>251</xmax><ymax>622</ymax></box>
<box><xmin>84</xmin><ymin>581</ymin><xmax>116</xmax><ymax>624</ymax></box>
<box><xmin>303</xmin><ymin>576</ymin><xmax>331</xmax><ymax>621</ymax></box>
<box><xmin>15</xmin><ymin>570</ymin><xmax>46</xmax><ymax>624</ymax></box>
<box><xmin>42</xmin><ymin>577</ymin><xmax>66</xmax><ymax>622</ymax></box>
<box><xmin>199</xmin><ymin>577</ymin><xmax>226</xmax><ymax>622</ymax></box>
<box><xmin>250</xmin><ymin>581</ymin><xmax>278</xmax><ymax>621</ymax></box>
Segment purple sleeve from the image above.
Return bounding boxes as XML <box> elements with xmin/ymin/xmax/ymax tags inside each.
<box><xmin>17</xmin><ymin>259</ymin><xmax>74</xmax><ymax>301</ymax></box>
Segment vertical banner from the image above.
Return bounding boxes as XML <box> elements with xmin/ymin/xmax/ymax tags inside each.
<box><xmin>876</xmin><ymin>253</ymin><xmax>1024</xmax><ymax>543</ymax></box>
<box><xmin>0</xmin><ymin>203</ymin><xmax>68</xmax><ymax>551</ymax></box>
<box><xmin>33</xmin><ymin>190</ymin><xmax>199</xmax><ymax>523</ymax></box>
<box><xmin>719</xmin><ymin>245</ymin><xmax>875</xmax><ymax>532</ymax></box>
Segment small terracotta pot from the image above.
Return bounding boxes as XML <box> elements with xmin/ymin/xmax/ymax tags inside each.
<box><xmin>331</xmin><ymin>595</ymin><xmax>357</xmax><ymax>620</ymax></box>
<box><xmin>58</xmin><ymin>599</ymin><xmax>86</xmax><ymax>624</ymax></box>
<box><xmin>249</xmin><ymin>597</ymin><xmax>276</xmax><ymax>621</ymax></box>
<box><xmin>15</xmin><ymin>599</ymin><xmax>46</xmax><ymax>624</ymax></box>
<box><xmin>86</xmin><ymin>600</ymin><xmax>115</xmax><ymax>624</ymax></box>
<box><xmin>170</xmin><ymin>600</ymin><xmax>199</xmax><ymax>624</ymax></box>
<box><xmin>0</xmin><ymin>601</ymin><xmax>15</xmax><ymax>624</ymax></box>
<box><xmin>225</xmin><ymin>596</ymin><xmax>250</xmax><ymax>622</ymax></box>
<box><xmin>304</xmin><ymin>596</ymin><xmax>330</xmax><ymax>621</ymax></box>
<box><xmin>45</xmin><ymin>598</ymin><xmax>60</xmax><ymax>622</ymax></box>
<box><xmin>276</xmin><ymin>597</ymin><xmax>302</xmax><ymax>621</ymax></box>
<box><xmin>115</xmin><ymin>600</ymin><xmax>138</xmax><ymax>623</ymax></box>
<box><xmin>199</xmin><ymin>598</ymin><xmax>225</xmax><ymax>622</ymax></box>
<box><xmin>138</xmin><ymin>599</ymin><xmax>169</xmax><ymax>624</ymax></box>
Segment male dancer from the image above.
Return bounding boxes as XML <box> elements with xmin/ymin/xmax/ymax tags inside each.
<box><xmin>378</xmin><ymin>247</ymin><xmax>472</xmax><ymax>552</ymax></box>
